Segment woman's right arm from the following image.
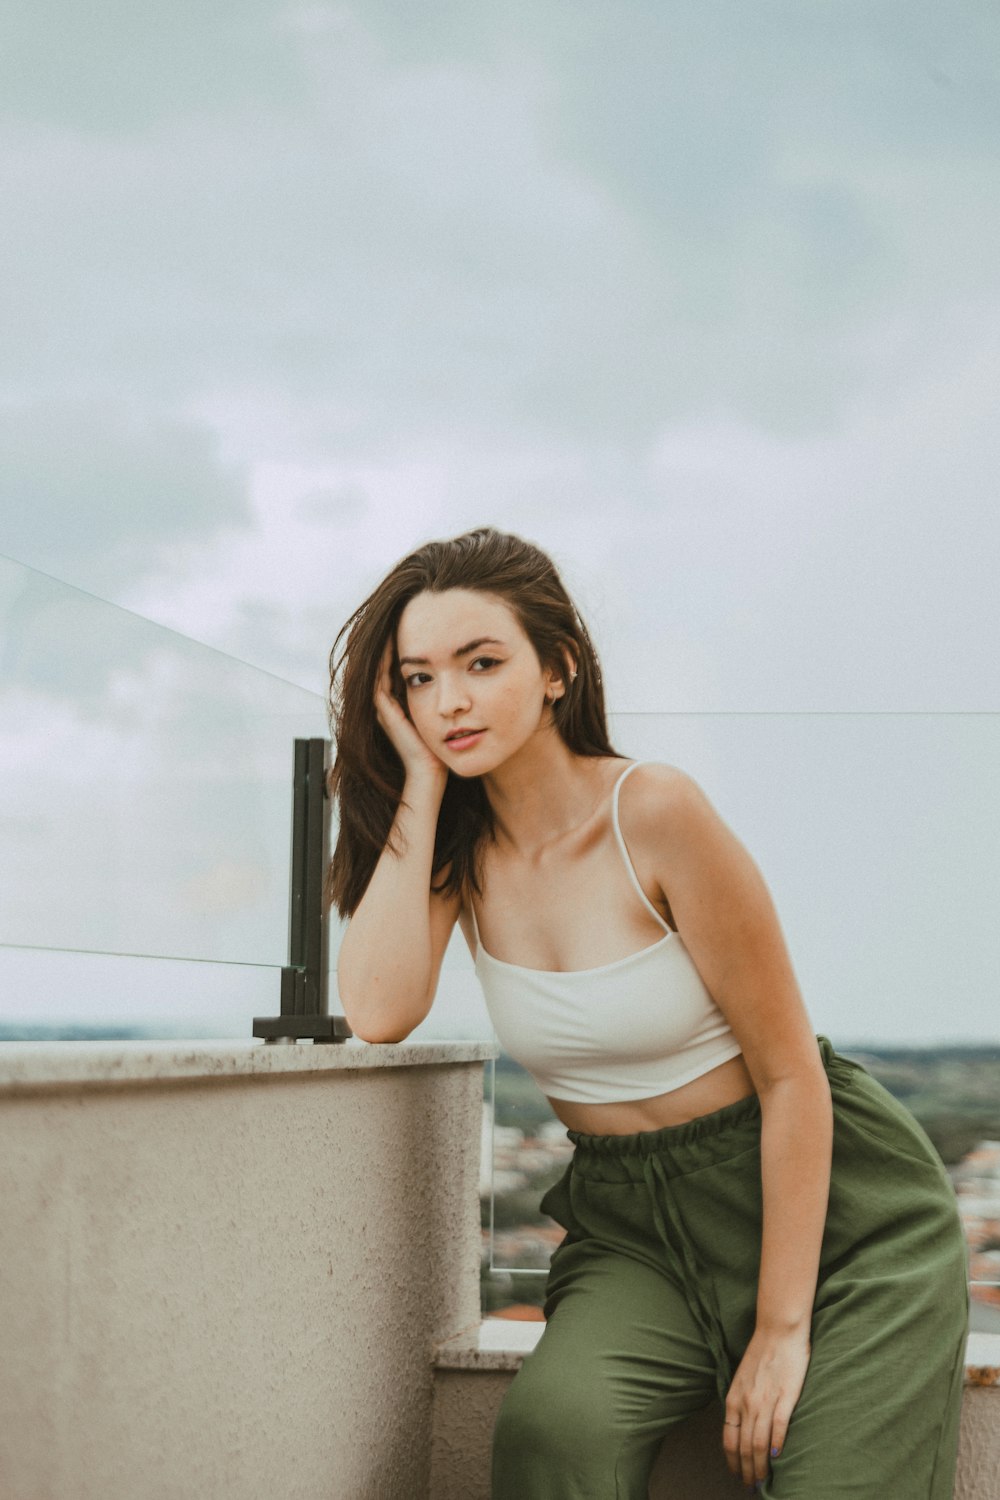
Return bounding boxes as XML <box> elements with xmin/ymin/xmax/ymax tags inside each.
<box><xmin>337</xmin><ymin>771</ymin><xmax>460</xmax><ymax>1041</ymax></box>
<box><xmin>336</xmin><ymin>640</ymin><xmax>461</xmax><ymax>1042</ymax></box>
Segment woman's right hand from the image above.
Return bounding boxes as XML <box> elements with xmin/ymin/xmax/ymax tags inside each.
<box><xmin>374</xmin><ymin>638</ymin><xmax>449</xmax><ymax>787</ymax></box>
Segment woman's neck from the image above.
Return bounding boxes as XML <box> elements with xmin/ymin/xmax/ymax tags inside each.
<box><xmin>481</xmin><ymin>738</ymin><xmax>619</xmax><ymax>859</ymax></box>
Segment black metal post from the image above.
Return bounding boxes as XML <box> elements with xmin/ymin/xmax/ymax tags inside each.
<box><xmin>253</xmin><ymin>737</ymin><xmax>352</xmax><ymax>1044</ymax></box>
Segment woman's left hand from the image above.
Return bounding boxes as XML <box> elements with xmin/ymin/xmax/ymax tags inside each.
<box><xmin>721</xmin><ymin>1325</ymin><xmax>811</xmax><ymax>1488</ymax></box>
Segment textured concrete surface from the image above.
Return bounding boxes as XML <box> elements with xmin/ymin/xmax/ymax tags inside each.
<box><xmin>0</xmin><ymin>1035</ymin><xmax>497</xmax><ymax>1093</ymax></box>
<box><xmin>434</xmin><ymin>1316</ymin><xmax>543</xmax><ymax>1370</ymax></box>
<box><xmin>957</xmin><ymin>1389</ymin><xmax>1000</xmax><ymax>1500</ymax></box>
<box><xmin>0</xmin><ymin>1046</ymin><xmax>490</xmax><ymax>1500</ymax></box>
<box><xmin>430</xmin><ymin>1369</ymin><xmax>512</xmax><ymax>1500</ymax></box>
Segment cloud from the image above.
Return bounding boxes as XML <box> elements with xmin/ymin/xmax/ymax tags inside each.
<box><xmin>295</xmin><ymin>485</ymin><xmax>369</xmax><ymax>525</ymax></box>
<box><xmin>4</xmin><ymin>0</ymin><xmax>999</xmax><ymax>465</ymax></box>
<box><xmin>0</xmin><ymin>0</ymin><xmax>308</xmax><ymax>132</ymax></box>
<box><xmin>0</xmin><ymin>399</ymin><xmax>250</xmax><ymax>594</ymax></box>
<box><xmin>110</xmin><ymin>275</ymin><xmax>1000</xmax><ymax>715</ymax></box>
<box><xmin>0</xmin><ymin>30</ymin><xmax>620</xmax><ymax>434</ymax></box>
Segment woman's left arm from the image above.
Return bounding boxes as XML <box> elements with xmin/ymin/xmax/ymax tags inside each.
<box><xmin>635</xmin><ymin>765</ymin><xmax>834</xmax><ymax>1488</ymax></box>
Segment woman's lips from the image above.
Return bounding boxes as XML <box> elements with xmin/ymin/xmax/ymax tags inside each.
<box><xmin>445</xmin><ymin>729</ymin><xmax>486</xmax><ymax>751</ymax></box>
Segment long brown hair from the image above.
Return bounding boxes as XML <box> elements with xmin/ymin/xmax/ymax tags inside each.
<box><xmin>325</xmin><ymin>526</ymin><xmax>620</xmax><ymax>917</ymax></box>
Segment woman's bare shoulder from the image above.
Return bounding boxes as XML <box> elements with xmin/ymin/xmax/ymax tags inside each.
<box><xmin>616</xmin><ymin>761</ymin><xmax>719</xmax><ymax>844</ymax></box>
<box><xmin>619</xmin><ymin>759</ymin><xmax>704</xmax><ymax>805</ymax></box>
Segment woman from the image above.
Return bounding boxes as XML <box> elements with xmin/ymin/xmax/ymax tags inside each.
<box><xmin>328</xmin><ymin>526</ymin><xmax>969</xmax><ymax>1498</ymax></box>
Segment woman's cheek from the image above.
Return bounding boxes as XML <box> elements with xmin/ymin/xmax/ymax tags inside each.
<box><xmin>412</xmin><ymin>706</ymin><xmax>435</xmax><ymax>742</ymax></box>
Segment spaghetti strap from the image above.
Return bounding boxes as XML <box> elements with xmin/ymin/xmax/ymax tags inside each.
<box><xmin>611</xmin><ymin>762</ymin><xmax>673</xmax><ymax>934</ymax></box>
<box><xmin>467</xmin><ymin>892</ymin><xmax>482</xmax><ymax>954</ymax></box>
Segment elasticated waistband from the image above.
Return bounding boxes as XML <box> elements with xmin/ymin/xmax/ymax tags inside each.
<box><xmin>564</xmin><ymin>1033</ymin><xmax>844</xmax><ymax>1166</ymax></box>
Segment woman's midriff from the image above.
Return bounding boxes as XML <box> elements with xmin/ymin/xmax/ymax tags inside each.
<box><xmin>546</xmin><ymin>1052</ymin><xmax>757</xmax><ymax>1135</ymax></box>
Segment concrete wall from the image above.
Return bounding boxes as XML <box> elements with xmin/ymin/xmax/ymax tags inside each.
<box><xmin>0</xmin><ymin>1038</ymin><xmax>495</xmax><ymax>1500</ymax></box>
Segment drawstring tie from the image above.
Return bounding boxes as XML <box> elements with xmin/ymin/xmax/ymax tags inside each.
<box><xmin>640</xmin><ymin>1151</ymin><xmax>735</xmax><ymax>1406</ymax></box>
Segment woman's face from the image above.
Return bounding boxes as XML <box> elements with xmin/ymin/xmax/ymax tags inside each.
<box><xmin>394</xmin><ymin>588</ymin><xmax>563</xmax><ymax>776</ymax></box>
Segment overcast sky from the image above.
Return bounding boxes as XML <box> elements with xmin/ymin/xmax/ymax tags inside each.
<box><xmin>1</xmin><ymin>3</ymin><xmax>998</xmax><ymax>1044</ymax></box>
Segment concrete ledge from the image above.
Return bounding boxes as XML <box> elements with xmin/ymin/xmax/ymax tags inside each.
<box><xmin>434</xmin><ymin>1317</ymin><xmax>544</xmax><ymax>1372</ymax></box>
<box><xmin>0</xmin><ymin>1036</ymin><xmax>498</xmax><ymax>1093</ymax></box>
<box><xmin>434</xmin><ymin>1319</ymin><xmax>1000</xmax><ymax>1386</ymax></box>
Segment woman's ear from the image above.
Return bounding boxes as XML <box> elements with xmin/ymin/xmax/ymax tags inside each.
<box><xmin>544</xmin><ymin>650</ymin><xmax>576</xmax><ymax>704</ymax></box>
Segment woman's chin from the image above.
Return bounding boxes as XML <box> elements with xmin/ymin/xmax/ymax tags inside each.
<box><xmin>446</xmin><ymin>741</ymin><xmax>502</xmax><ymax>778</ymax></box>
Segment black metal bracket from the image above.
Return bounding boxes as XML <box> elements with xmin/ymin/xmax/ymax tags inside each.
<box><xmin>253</xmin><ymin>738</ymin><xmax>353</xmax><ymax>1044</ymax></box>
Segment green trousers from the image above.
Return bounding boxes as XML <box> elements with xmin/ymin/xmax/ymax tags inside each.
<box><xmin>491</xmin><ymin>1035</ymin><xmax>970</xmax><ymax>1499</ymax></box>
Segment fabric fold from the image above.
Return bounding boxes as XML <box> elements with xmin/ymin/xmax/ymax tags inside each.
<box><xmin>640</xmin><ymin>1150</ymin><xmax>734</xmax><ymax>1404</ymax></box>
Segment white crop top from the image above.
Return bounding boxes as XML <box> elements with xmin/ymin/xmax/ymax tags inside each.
<box><xmin>470</xmin><ymin>761</ymin><xmax>744</xmax><ymax>1104</ymax></box>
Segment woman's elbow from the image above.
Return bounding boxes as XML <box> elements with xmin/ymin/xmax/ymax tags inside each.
<box><xmin>338</xmin><ymin>989</ymin><xmax>428</xmax><ymax>1044</ymax></box>
<box><xmin>350</xmin><ymin>1021</ymin><xmax>414</xmax><ymax>1044</ymax></box>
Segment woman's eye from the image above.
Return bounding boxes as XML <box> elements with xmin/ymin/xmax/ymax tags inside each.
<box><xmin>470</xmin><ymin>656</ymin><xmax>501</xmax><ymax>672</ymax></box>
<box><xmin>404</xmin><ymin>672</ymin><xmax>431</xmax><ymax>688</ymax></box>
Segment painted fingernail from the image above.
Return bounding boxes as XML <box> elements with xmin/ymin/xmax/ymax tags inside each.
<box><xmin>771</xmin><ymin>1445</ymin><xmax>780</xmax><ymax>1457</ymax></box>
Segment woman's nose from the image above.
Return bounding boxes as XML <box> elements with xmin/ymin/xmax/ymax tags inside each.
<box><xmin>438</xmin><ymin>678</ymin><xmax>472</xmax><ymax>715</ymax></box>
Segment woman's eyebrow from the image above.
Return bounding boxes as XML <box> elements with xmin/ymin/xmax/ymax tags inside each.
<box><xmin>398</xmin><ymin>636</ymin><xmax>506</xmax><ymax>668</ymax></box>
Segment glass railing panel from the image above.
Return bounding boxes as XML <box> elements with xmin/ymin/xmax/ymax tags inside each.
<box><xmin>0</xmin><ymin>554</ymin><xmax>328</xmax><ymax>1033</ymax></box>
<box><xmin>0</xmin><ymin>947</ymin><xmax>283</xmax><ymax>1039</ymax></box>
<box><xmin>484</xmin><ymin>712</ymin><xmax>1000</xmax><ymax>1327</ymax></box>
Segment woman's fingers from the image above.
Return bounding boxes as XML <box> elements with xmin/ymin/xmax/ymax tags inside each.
<box><xmin>740</xmin><ymin>1409</ymin><xmax>771</xmax><ymax>1486</ymax></box>
<box><xmin>727</xmin><ymin>1399</ymin><xmax>790</xmax><ymax>1487</ymax></box>
<box><xmin>723</xmin><ymin>1414</ymin><xmax>764</xmax><ymax>1488</ymax></box>
<box><xmin>721</xmin><ymin>1408</ymin><xmax>741</xmax><ymax>1465</ymax></box>
<box><xmin>722</xmin><ymin>1398</ymin><xmax>782</xmax><ymax>1487</ymax></box>
<box><xmin>373</xmin><ymin>639</ymin><xmax>406</xmax><ymax>730</ymax></box>
<box><xmin>768</xmin><ymin>1401</ymin><xmax>790</xmax><ymax>1467</ymax></box>
<box><xmin>722</xmin><ymin>1330</ymin><xmax>808</xmax><ymax>1486</ymax></box>
<box><xmin>374</xmin><ymin>639</ymin><xmax>395</xmax><ymax>715</ymax></box>
<box><xmin>370</xmin><ymin>636</ymin><xmax>449</xmax><ymax>783</ymax></box>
